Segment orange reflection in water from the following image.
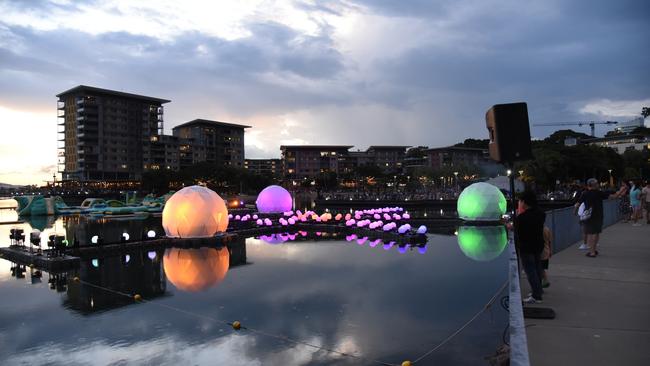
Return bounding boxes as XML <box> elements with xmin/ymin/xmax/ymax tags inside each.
<box><xmin>163</xmin><ymin>247</ymin><xmax>230</xmax><ymax>292</ymax></box>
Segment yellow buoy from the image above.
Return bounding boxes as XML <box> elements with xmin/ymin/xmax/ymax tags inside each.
<box><xmin>73</xmin><ymin>277</ymin><xmax>80</xmax><ymax>282</ymax></box>
<box><xmin>402</xmin><ymin>361</ymin><xmax>412</xmax><ymax>366</ymax></box>
<box><xmin>134</xmin><ymin>294</ymin><xmax>142</xmax><ymax>302</ymax></box>
<box><xmin>232</xmin><ymin>321</ymin><xmax>241</xmax><ymax>330</ymax></box>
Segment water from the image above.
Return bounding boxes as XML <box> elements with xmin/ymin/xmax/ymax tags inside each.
<box><xmin>0</xmin><ymin>212</ymin><xmax>509</xmax><ymax>365</ymax></box>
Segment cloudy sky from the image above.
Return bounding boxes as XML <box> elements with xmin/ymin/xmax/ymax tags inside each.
<box><xmin>0</xmin><ymin>0</ymin><xmax>648</xmax><ymax>185</ymax></box>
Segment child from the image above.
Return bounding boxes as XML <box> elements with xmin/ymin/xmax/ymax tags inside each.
<box><xmin>541</xmin><ymin>226</ymin><xmax>553</xmax><ymax>288</ymax></box>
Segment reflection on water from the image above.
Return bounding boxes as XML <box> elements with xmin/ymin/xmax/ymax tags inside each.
<box><xmin>163</xmin><ymin>247</ymin><xmax>230</xmax><ymax>292</ymax></box>
<box><xmin>0</xmin><ymin>215</ymin><xmax>509</xmax><ymax>365</ymax></box>
<box><xmin>65</xmin><ymin>248</ymin><xmax>168</xmax><ymax>315</ymax></box>
<box><xmin>457</xmin><ymin>225</ymin><xmax>508</xmax><ymax>262</ymax></box>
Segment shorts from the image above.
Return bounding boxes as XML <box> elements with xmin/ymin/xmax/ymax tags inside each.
<box><xmin>541</xmin><ymin>259</ymin><xmax>549</xmax><ymax>270</ymax></box>
<box><xmin>583</xmin><ymin>217</ymin><xmax>603</xmax><ymax>234</ymax></box>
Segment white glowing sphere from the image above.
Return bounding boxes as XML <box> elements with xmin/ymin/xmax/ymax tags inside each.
<box><xmin>162</xmin><ymin>185</ymin><xmax>229</xmax><ymax>238</ymax></box>
<box><xmin>417</xmin><ymin>225</ymin><xmax>428</xmax><ymax>234</ymax></box>
<box><xmin>91</xmin><ymin>235</ymin><xmax>99</xmax><ymax>244</ymax></box>
<box><xmin>147</xmin><ymin>230</ymin><xmax>156</xmax><ymax>238</ymax></box>
<box><xmin>122</xmin><ymin>233</ymin><xmax>130</xmax><ymax>241</ymax></box>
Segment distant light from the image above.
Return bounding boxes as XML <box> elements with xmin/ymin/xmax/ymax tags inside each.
<box><xmin>91</xmin><ymin>235</ymin><xmax>99</xmax><ymax>244</ymax></box>
<box><xmin>122</xmin><ymin>232</ymin><xmax>130</xmax><ymax>241</ymax></box>
<box><xmin>147</xmin><ymin>230</ymin><xmax>156</xmax><ymax>238</ymax></box>
<box><xmin>124</xmin><ymin>254</ymin><xmax>131</xmax><ymax>263</ymax></box>
<box><xmin>148</xmin><ymin>251</ymin><xmax>157</xmax><ymax>260</ymax></box>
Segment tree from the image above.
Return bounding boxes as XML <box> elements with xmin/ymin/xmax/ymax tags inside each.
<box><xmin>544</xmin><ymin>129</ymin><xmax>591</xmax><ymax>145</ymax></box>
<box><xmin>454</xmin><ymin>138</ymin><xmax>489</xmax><ymax>149</ymax></box>
<box><xmin>642</xmin><ymin>107</ymin><xmax>649</xmax><ymax>118</ymax></box>
<box><xmin>623</xmin><ymin>149</ymin><xmax>650</xmax><ymax>179</ymax></box>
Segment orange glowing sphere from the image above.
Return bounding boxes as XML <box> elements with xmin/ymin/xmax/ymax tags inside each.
<box><xmin>163</xmin><ymin>247</ymin><xmax>230</xmax><ymax>292</ymax></box>
<box><xmin>162</xmin><ymin>185</ymin><xmax>229</xmax><ymax>238</ymax></box>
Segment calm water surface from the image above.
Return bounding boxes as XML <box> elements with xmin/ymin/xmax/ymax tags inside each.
<box><xmin>0</xmin><ymin>212</ymin><xmax>508</xmax><ymax>365</ymax></box>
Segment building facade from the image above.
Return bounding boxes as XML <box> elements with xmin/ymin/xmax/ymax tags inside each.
<box><xmin>425</xmin><ymin>146</ymin><xmax>502</xmax><ymax>176</ymax></box>
<box><xmin>244</xmin><ymin>159</ymin><xmax>282</xmax><ymax>177</ymax></box>
<box><xmin>281</xmin><ymin>145</ymin><xmax>353</xmax><ymax>179</ymax></box>
<box><xmin>172</xmin><ymin>119</ymin><xmax>250</xmax><ymax>168</ymax></box>
<box><xmin>366</xmin><ymin>146</ymin><xmax>409</xmax><ymax>173</ymax></box>
<box><xmin>586</xmin><ymin>134</ymin><xmax>650</xmax><ymax>154</ymax></box>
<box><xmin>57</xmin><ymin>85</ymin><xmax>169</xmax><ymax>181</ymax></box>
<box><xmin>57</xmin><ymin>86</ymin><xmax>251</xmax><ymax>183</ymax></box>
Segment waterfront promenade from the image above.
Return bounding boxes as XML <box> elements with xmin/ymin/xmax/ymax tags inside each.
<box><xmin>524</xmin><ymin>222</ymin><xmax>650</xmax><ymax>365</ymax></box>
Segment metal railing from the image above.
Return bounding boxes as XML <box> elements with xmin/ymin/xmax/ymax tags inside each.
<box><xmin>545</xmin><ymin>199</ymin><xmax>621</xmax><ymax>253</ymax></box>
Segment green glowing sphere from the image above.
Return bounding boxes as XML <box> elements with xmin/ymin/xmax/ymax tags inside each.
<box><xmin>457</xmin><ymin>225</ymin><xmax>508</xmax><ymax>262</ymax></box>
<box><xmin>457</xmin><ymin>182</ymin><xmax>507</xmax><ymax>221</ymax></box>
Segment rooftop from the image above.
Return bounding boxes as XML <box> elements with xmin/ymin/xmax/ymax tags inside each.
<box><xmin>280</xmin><ymin>145</ymin><xmax>354</xmax><ymax>150</ymax></box>
<box><xmin>426</xmin><ymin>146</ymin><xmax>487</xmax><ymax>152</ymax></box>
<box><xmin>367</xmin><ymin>145</ymin><xmax>411</xmax><ymax>150</ymax></box>
<box><xmin>172</xmin><ymin>118</ymin><xmax>252</xmax><ymax>130</ymax></box>
<box><xmin>56</xmin><ymin>85</ymin><xmax>171</xmax><ymax>104</ymax></box>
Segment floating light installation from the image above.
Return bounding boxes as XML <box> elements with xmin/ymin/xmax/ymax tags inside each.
<box><xmin>457</xmin><ymin>182</ymin><xmax>507</xmax><ymax>221</ymax></box>
<box><xmin>162</xmin><ymin>185</ymin><xmax>229</xmax><ymax>238</ymax></box>
<box><xmin>256</xmin><ymin>185</ymin><xmax>293</xmax><ymax>213</ymax></box>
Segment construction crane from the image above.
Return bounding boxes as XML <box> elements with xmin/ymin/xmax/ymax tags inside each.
<box><xmin>532</xmin><ymin>121</ymin><xmax>618</xmax><ymax>137</ymax></box>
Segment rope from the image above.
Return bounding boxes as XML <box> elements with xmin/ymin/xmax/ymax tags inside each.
<box><xmin>75</xmin><ymin>278</ymin><xmax>508</xmax><ymax>366</ymax></box>
<box><xmin>411</xmin><ymin>280</ymin><xmax>508</xmax><ymax>364</ymax></box>
<box><xmin>75</xmin><ymin>278</ymin><xmax>396</xmax><ymax>366</ymax></box>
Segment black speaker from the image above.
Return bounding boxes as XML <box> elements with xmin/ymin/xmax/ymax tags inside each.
<box><xmin>485</xmin><ymin>102</ymin><xmax>533</xmax><ymax>164</ymax></box>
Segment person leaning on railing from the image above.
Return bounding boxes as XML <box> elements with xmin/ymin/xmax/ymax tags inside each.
<box><xmin>574</xmin><ymin>178</ymin><xmax>622</xmax><ymax>258</ymax></box>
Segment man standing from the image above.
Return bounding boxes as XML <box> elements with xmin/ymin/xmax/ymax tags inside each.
<box><xmin>515</xmin><ymin>190</ymin><xmax>546</xmax><ymax>304</ymax></box>
<box><xmin>575</xmin><ymin>178</ymin><xmax>618</xmax><ymax>257</ymax></box>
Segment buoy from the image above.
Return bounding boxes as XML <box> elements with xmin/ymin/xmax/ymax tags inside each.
<box><xmin>402</xmin><ymin>361</ymin><xmax>412</xmax><ymax>366</ymax></box>
<box><xmin>73</xmin><ymin>276</ymin><xmax>80</xmax><ymax>282</ymax></box>
<box><xmin>232</xmin><ymin>320</ymin><xmax>241</xmax><ymax>330</ymax></box>
<box><xmin>134</xmin><ymin>294</ymin><xmax>142</xmax><ymax>302</ymax></box>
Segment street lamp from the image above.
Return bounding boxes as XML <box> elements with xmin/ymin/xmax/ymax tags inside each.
<box><xmin>453</xmin><ymin>171</ymin><xmax>459</xmax><ymax>192</ymax></box>
<box><xmin>608</xmin><ymin>169</ymin><xmax>613</xmax><ymax>187</ymax></box>
<box><xmin>507</xmin><ymin>169</ymin><xmax>512</xmax><ymax>176</ymax></box>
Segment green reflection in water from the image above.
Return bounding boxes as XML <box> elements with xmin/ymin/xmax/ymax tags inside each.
<box><xmin>457</xmin><ymin>225</ymin><xmax>507</xmax><ymax>262</ymax></box>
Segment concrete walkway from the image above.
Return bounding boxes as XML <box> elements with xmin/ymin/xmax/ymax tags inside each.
<box><xmin>523</xmin><ymin>221</ymin><xmax>650</xmax><ymax>366</ymax></box>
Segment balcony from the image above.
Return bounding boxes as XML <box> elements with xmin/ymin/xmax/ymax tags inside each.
<box><xmin>57</xmin><ymin>101</ymin><xmax>65</xmax><ymax>110</ymax></box>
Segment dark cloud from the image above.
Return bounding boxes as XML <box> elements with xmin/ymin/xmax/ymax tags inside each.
<box><xmin>0</xmin><ymin>0</ymin><xmax>648</xmax><ymax>155</ymax></box>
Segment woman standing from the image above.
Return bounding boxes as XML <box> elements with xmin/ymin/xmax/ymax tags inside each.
<box><xmin>629</xmin><ymin>180</ymin><xmax>642</xmax><ymax>226</ymax></box>
<box><xmin>617</xmin><ymin>181</ymin><xmax>631</xmax><ymax>222</ymax></box>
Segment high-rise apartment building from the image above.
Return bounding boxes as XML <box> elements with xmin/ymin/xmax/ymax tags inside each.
<box><xmin>172</xmin><ymin>119</ymin><xmax>250</xmax><ymax>168</ymax></box>
<box><xmin>57</xmin><ymin>85</ymin><xmax>169</xmax><ymax>181</ymax></box>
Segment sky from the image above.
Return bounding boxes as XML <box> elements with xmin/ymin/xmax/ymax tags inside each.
<box><xmin>0</xmin><ymin>0</ymin><xmax>648</xmax><ymax>185</ymax></box>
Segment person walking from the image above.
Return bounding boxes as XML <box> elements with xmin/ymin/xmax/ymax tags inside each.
<box><xmin>575</xmin><ymin>178</ymin><xmax>619</xmax><ymax>257</ymax></box>
<box><xmin>515</xmin><ymin>190</ymin><xmax>546</xmax><ymax>304</ymax></box>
